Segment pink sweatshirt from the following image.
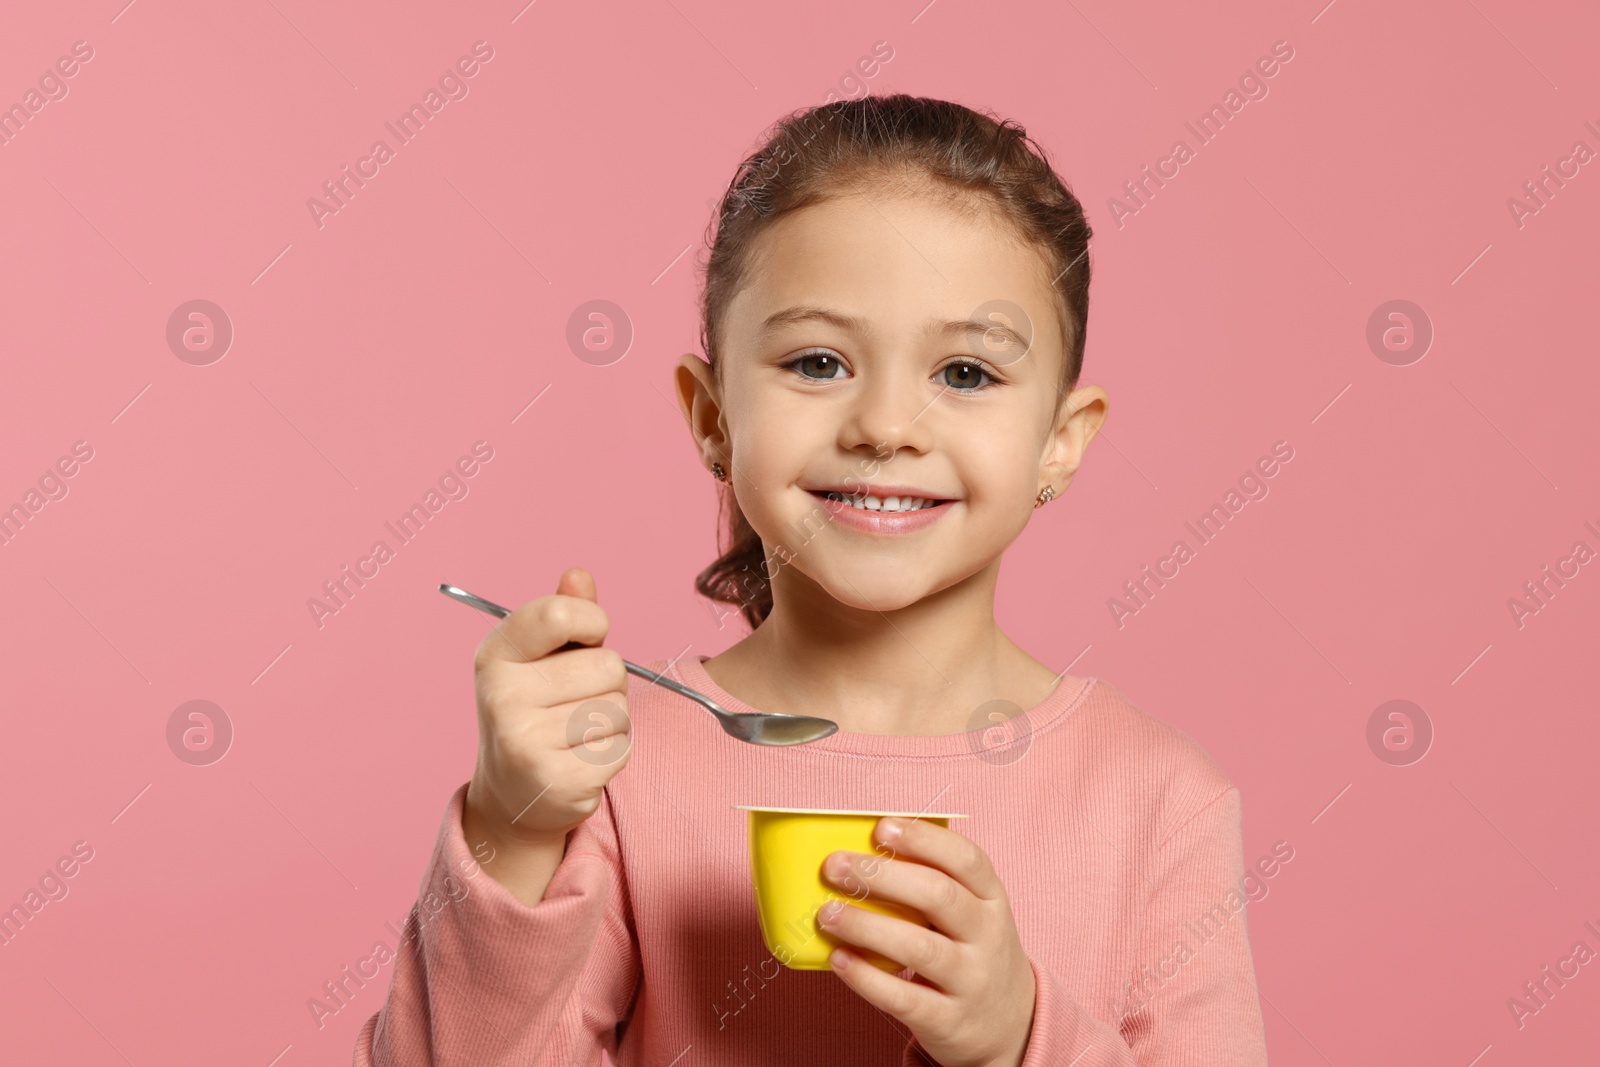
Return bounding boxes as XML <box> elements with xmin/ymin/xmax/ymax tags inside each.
<box><xmin>354</xmin><ymin>655</ymin><xmax>1269</xmax><ymax>1065</ymax></box>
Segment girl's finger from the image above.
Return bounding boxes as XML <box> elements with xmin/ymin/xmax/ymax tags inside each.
<box><xmin>819</xmin><ymin>898</ymin><xmax>964</xmax><ymax>991</ymax></box>
<box><xmin>832</xmin><ymin>831</ymin><xmax>992</xmax><ymax>940</ymax></box>
<box><xmin>872</xmin><ymin>817</ymin><xmax>1002</xmax><ymax>901</ymax></box>
<box><xmin>823</xmin><ymin>850</ymin><xmax>983</xmax><ymax>943</ymax></box>
<box><xmin>827</xmin><ymin>942</ymin><xmax>947</xmax><ymax>1031</ymax></box>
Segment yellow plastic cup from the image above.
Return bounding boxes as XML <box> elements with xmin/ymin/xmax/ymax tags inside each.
<box><xmin>735</xmin><ymin>805</ymin><xmax>970</xmax><ymax>972</ymax></box>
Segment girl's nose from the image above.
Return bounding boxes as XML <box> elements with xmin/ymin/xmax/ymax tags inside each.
<box><xmin>837</xmin><ymin>366</ymin><xmax>937</xmax><ymax>456</ymax></box>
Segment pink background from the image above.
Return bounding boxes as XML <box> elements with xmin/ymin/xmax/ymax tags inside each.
<box><xmin>2</xmin><ymin>0</ymin><xmax>1597</xmax><ymax>1063</ymax></box>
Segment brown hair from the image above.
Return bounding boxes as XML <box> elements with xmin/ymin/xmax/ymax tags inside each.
<box><xmin>692</xmin><ymin>93</ymin><xmax>1094</xmax><ymax>631</ymax></box>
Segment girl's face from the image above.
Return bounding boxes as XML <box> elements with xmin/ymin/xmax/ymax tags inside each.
<box><xmin>677</xmin><ymin>185</ymin><xmax>1106</xmax><ymax>614</ymax></box>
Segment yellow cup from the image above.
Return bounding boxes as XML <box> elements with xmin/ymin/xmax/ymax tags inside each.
<box><xmin>735</xmin><ymin>805</ymin><xmax>970</xmax><ymax>972</ymax></box>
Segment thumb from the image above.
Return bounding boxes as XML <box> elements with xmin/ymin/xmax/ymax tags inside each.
<box><xmin>556</xmin><ymin>566</ymin><xmax>598</xmax><ymax>603</ymax></box>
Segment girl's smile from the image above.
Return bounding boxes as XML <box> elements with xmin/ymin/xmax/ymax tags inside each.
<box><xmin>806</xmin><ymin>486</ymin><xmax>956</xmax><ymax>535</ymax></box>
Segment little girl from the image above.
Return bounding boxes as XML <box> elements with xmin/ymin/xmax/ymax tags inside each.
<box><xmin>355</xmin><ymin>94</ymin><xmax>1268</xmax><ymax>1066</ymax></box>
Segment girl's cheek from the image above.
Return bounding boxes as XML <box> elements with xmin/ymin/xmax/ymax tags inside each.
<box><xmin>957</xmin><ymin>438</ymin><xmax>1031</xmax><ymax>494</ymax></box>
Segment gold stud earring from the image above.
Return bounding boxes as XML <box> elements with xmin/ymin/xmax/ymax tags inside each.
<box><xmin>1034</xmin><ymin>485</ymin><xmax>1056</xmax><ymax>508</ymax></box>
<box><xmin>712</xmin><ymin>462</ymin><xmax>730</xmax><ymax>484</ymax></box>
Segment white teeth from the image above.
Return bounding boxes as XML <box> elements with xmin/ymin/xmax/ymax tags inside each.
<box><xmin>824</xmin><ymin>491</ymin><xmax>936</xmax><ymax>512</ymax></box>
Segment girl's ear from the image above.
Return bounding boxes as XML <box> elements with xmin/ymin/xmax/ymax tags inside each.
<box><xmin>673</xmin><ymin>353</ymin><xmax>732</xmax><ymax>473</ymax></box>
<box><xmin>1040</xmin><ymin>384</ymin><xmax>1109</xmax><ymax>493</ymax></box>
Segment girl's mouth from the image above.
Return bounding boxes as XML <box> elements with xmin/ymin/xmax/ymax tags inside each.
<box><xmin>805</xmin><ymin>489</ymin><xmax>955</xmax><ymax>534</ymax></box>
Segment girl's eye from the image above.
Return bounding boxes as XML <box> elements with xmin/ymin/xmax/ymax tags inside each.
<box><xmin>787</xmin><ymin>350</ymin><xmax>849</xmax><ymax>380</ymax></box>
<box><xmin>941</xmin><ymin>359</ymin><xmax>995</xmax><ymax>391</ymax></box>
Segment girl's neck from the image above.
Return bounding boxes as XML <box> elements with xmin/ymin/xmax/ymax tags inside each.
<box><xmin>702</xmin><ymin>563</ymin><xmax>1060</xmax><ymax>737</ymax></box>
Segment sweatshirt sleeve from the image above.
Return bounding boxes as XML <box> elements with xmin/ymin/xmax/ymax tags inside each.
<box><xmin>900</xmin><ymin>787</ymin><xmax>1268</xmax><ymax>1067</ymax></box>
<box><xmin>353</xmin><ymin>781</ymin><xmax>641</xmax><ymax>1067</ymax></box>
<box><xmin>1111</xmin><ymin>785</ymin><xmax>1269</xmax><ymax>1065</ymax></box>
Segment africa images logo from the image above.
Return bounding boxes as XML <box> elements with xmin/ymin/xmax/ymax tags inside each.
<box><xmin>306</xmin><ymin>41</ymin><xmax>496</xmax><ymax>229</ymax></box>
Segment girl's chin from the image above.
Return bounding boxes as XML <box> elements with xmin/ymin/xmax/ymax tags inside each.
<box><xmin>809</xmin><ymin>563</ymin><xmax>949</xmax><ymax>610</ymax></box>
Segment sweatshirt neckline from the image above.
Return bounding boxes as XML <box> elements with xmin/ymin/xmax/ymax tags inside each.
<box><xmin>669</xmin><ymin>654</ymin><xmax>1095</xmax><ymax>759</ymax></box>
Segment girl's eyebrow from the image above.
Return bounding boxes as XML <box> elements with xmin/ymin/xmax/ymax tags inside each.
<box><xmin>759</xmin><ymin>304</ymin><xmax>862</xmax><ymax>338</ymax></box>
<box><xmin>759</xmin><ymin>304</ymin><xmax>1029</xmax><ymax>352</ymax></box>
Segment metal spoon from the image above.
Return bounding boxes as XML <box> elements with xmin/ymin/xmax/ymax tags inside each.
<box><xmin>438</xmin><ymin>583</ymin><xmax>840</xmax><ymax>746</ymax></box>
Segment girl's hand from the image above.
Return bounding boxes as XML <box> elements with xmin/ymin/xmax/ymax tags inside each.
<box><xmin>819</xmin><ymin>818</ymin><xmax>1037</xmax><ymax>1067</ymax></box>
<box><xmin>461</xmin><ymin>567</ymin><xmax>632</xmax><ymax>902</ymax></box>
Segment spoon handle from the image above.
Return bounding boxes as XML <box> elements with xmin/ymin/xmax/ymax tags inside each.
<box><xmin>439</xmin><ymin>585</ymin><xmax>719</xmax><ymax>711</ymax></box>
